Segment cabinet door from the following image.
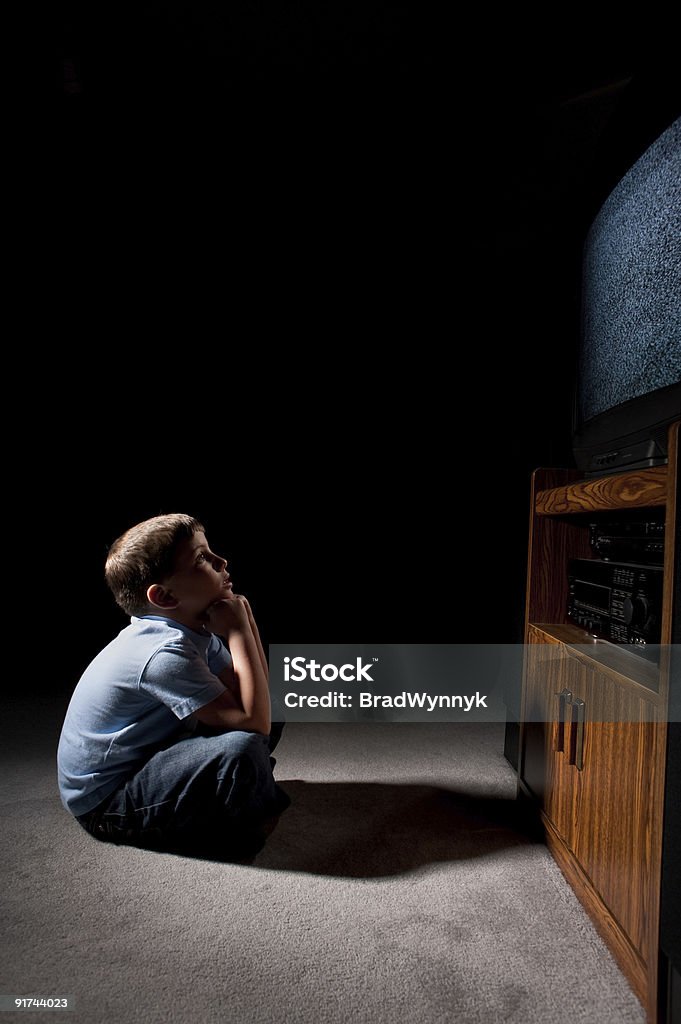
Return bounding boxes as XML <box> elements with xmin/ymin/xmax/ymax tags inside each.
<box><xmin>521</xmin><ymin>632</ymin><xmax>577</xmax><ymax>847</ymax></box>
<box><xmin>571</xmin><ymin>658</ymin><xmax>662</xmax><ymax>962</ymax></box>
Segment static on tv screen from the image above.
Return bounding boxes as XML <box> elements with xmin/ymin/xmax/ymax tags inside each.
<box><xmin>579</xmin><ymin>117</ymin><xmax>681</xmax><ymax>425</ymax></box>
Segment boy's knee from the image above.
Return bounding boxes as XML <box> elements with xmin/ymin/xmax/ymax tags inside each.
<box><xmin>215</xmin><ymin>732</ymin><xmax>276</xmax><ymax>815</ymax></box>
<box><xmin>217</xmin><ymin>730</ymin><xmax>270</xmax><ymax>772</ymax></box>
<box><xmin>227</xmin><ymin>730</ymin><xmax>268</xmax><ymax>753</ymax></box>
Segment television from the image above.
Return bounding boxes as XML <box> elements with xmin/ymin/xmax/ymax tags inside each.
<box><xmin>573</xmin><ymin>115</ymin><xmax>681</xmax><ymax>477</ymax></box>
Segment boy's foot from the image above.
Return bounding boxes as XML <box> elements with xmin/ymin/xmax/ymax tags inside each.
<box><xmin>162</xmin><ymin>820</ymin><xmax>266</xmax><ymax>862</ymax></box>
<box><xmin>267</xmin><ymin>783</ymin><xmax>291</xmax><ymax>817</ymax></box>
<box><xmin>221</xmin><ymin>827</ymin><xmax>267</xmax><ymax>863</ymax></box>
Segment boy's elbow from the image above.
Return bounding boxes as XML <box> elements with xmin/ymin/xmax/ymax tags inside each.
<box><xmin>221</xmin><ymin>709</ymin><xmax>270</xmax><ymax>736</ymax></box>
<box><xmin>193</xmin><ymin>693</ymin><xmax>270</xmax><ymax>735</ymax></box>
<box><xmin>247</xmin><ymin>714</ymin><xmax>271</xmax><ymax>736</ymax></box>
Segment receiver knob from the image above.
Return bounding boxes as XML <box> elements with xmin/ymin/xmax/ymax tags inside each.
<box><xmin>631</xmin><ymin>596</ymin><xmax>649</xmax><ymax>627</ymax></box>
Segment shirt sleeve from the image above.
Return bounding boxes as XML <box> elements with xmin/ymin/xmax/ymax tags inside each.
<box><xmin>206</xmin><ymin>633</ymin><xmax>233</xmax><ymax>676</ymax></box>
<box><xmin>140</xmin><ymin>639</ymin><xmax>227</xmax><ymax>720</ymax></box>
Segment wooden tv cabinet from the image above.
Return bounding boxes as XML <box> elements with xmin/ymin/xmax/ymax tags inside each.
<box><xmin>517</xmin><ymin>421</ymin><xmax>679</xmax><ymax>1023</ymax></box>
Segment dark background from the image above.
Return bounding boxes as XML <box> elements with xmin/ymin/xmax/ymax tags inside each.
<box><xmin>54</xmin><ymin>11</ymin><xmax>680</xmax><ymax>696</ymax></box>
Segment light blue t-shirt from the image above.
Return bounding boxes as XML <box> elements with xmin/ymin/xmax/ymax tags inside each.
<box><xmin>57</xmin><ymin>615</ymin><xmax>232</xmax><ymax>816</ymax></box>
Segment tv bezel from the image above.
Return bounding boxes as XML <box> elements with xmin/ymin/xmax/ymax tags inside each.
<box><xmin>572</xmin><ymin>380</ymin><xmax>681</xmax><ymax>476</ymax></box>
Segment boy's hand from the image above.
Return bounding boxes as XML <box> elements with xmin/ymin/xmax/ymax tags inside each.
<box><xmin>225</xmin><ymin>594</ymin><xmax>254</xmax><ymax>625</ymax></box>
<box><xmin>236</xmin><ymin>594</ymin><xmax>253</xmax><ymax>619</ymax></box>
<box><xmin>205</xmin><ymin>596</ymin><xmax>250</xmax><ymax>636</ymax></box>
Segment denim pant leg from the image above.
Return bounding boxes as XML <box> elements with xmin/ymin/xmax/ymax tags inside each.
<box><xmin>268</xmin><ymin>720</ymin><xmax>285</xmax><ymax>757</ymax></box>
<box><xmin>78</xmin><ymin>730</ymin><xmax>277</xmax><ymax>849</ymax></box>
<box><xmin>269</xmin><ymin>692</ymin><xmax>286</xmax><ymax>756</ymax></box>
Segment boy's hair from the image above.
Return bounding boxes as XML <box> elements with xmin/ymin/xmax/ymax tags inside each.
<box><xmin>105</xmin><ymin>513</ymin><xmax>205</xmax><ymax>617</ymax></box>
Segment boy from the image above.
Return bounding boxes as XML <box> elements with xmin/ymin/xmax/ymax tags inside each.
<box><xmin>57</xmin><ymin>513</ymin><xmax>288</xmax><ymax>859</ymax></box>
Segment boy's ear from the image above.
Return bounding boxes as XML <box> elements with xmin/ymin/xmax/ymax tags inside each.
<box><xmin>147</xmin><ymin>583</ymin><xmax>179</xmax><ymax>610</ymax></box>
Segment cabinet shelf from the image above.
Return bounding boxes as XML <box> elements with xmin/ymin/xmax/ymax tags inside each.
<box><xmin>535</xmin><ymin>465</ymin><xmax>668</xmax><ymax>516</ymax></box>
<box><xmin>528</xmin><ymin>622</ymin><xmax>661</xmax><ymax>696</ymax></box>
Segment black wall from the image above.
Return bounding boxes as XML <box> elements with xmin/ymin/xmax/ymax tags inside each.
<box><xmin>54</xmin><ymin>15</ymin><xmax>679</xmax><ymax>696</ymax></box>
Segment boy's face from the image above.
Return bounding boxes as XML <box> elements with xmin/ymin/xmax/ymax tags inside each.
<box><xmin>154</xmin><ymin>532</ymin><xmax>234</xmax><ymax>620</ymax></box>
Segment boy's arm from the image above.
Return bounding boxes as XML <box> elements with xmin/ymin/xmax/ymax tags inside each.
<box><xmin>194</xmin><ymin>598</ymin><xmax>271</xmax><ymax>735</ymax></box>
<box><xmin>237</xmin><ymin>597</ymin><xmax>268</xmax><ymax>678</ymax></box>
<box><xmin>214</xmin><ymin>597</ymin><xmax>267</xmax><ymax>701</ymax></box>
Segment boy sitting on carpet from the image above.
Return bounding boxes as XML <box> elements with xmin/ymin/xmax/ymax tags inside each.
<box><xmin>57</xmin><ymin>513</ymin><xmax>288</xmax><ymax>858</ymax></box>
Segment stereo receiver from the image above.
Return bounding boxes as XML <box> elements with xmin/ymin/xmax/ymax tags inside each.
<box><xmin>588</xmin><ymin>519</ymin><xmax>664</xmax><ymax>565</ymax></box>
<box><xmin>567</xmin><ymin>558</ymin><xmax>663</xmax><ymax>648</ymax></box>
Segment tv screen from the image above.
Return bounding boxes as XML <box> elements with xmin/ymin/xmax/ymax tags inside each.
<box><xmin>574</xmin><ymin>116</ymin><xmax>681</xmax><ymax>476</ymax></box>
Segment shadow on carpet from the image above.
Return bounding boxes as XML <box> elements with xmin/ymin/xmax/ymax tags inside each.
<box><xmin>151</xmin><ymin>781</ymin><xmax>541</xmax><ymax>875</ymax></box>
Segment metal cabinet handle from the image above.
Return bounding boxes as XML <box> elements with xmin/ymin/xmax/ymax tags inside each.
<box><xmin>569</xmin><ymin>698</ymin><xmax>586</xmax><ymax>770</ymax></box>
<box><xmin>557</xmin><ymin>689</ymin><xmax>572</xmax><ymax>752</ymax></box>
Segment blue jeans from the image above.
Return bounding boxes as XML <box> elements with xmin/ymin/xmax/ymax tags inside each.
<box><xmin>76</xmin><ymin>723</ymin><xmax>287</xmax><ymax>855</ymax></box>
